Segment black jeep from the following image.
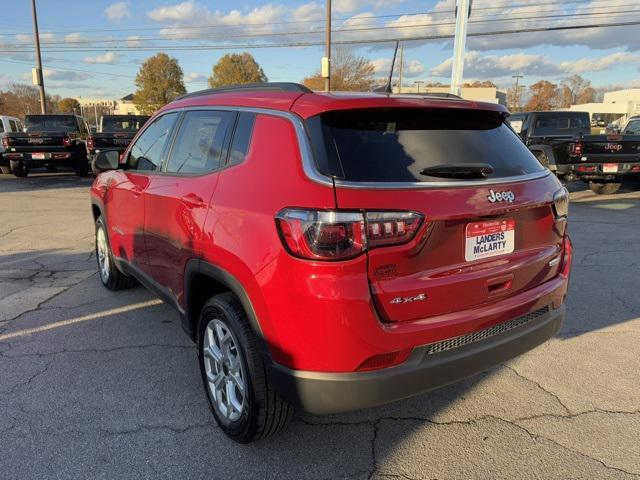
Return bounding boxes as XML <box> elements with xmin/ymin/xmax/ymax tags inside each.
<box><xmin>0</xmin><ymin>114</ymin><xmax>91</xmax><ymax>178</ymax></box>
<box><xmin>508</xmin><ymin>111</ymin><xmax>640</xmax><ymax>194</ymax></box>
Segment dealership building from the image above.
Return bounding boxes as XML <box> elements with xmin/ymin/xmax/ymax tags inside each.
<box><xmin>568</xmin><ymin>89</ymin><xmax>640</xmax><ymax>126</ymax></box>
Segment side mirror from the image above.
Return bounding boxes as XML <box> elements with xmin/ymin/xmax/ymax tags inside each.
<box><xmin>93</xmin><ymin>149</ymin><xmax>120</xmax><ymax>172</ymax></box>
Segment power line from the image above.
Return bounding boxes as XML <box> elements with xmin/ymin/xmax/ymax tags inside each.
<box><xmin>5</xmin><ymin>8</ymin><xmax>640</xmax><ymax>48</ymax></box>
<box><xmin>0</xmin><ymin>18</ymin><xmax>638</xmax><ymax>53</ymax></box>
<box><xmin>4</xmin><ymin>0</ymin><xmax>629</xmax><ymax>36</ymax></box>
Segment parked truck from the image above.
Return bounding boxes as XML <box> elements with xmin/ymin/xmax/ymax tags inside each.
<box><xmin>507</xmin><ymin>111</ymin><xmax>640</xmax><ymax>194</ymax></box>
<box><xmin>87</xmin><ymin>115</ymin><xmax>149</xmax><ymax>161</ymax></box>
<box><xmin>1</xmin><ymin>114</ymin><xmax>91</xmax><ymax>177</ymax></box>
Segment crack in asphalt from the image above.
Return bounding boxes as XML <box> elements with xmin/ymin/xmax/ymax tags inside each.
<box><xmin>510</xmin><ymin>417</ymin><xmax>640</xmax><ymax>477</ymax></box>
<box><xmin>0</xmin><ymin>343</ymin><xmax>195</xmax><ymax>359</ymax></box>
<box><xmin>502</xmin><ymin>364</ymin><xmax>573</xmax><ymax>414</ymax></box>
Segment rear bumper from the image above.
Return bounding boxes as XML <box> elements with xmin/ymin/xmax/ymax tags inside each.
<box><xmin>271</xmin><ymin>304</ymin><xmax>564</xmax><ymax>414</ymax></box>
<box><xmin>558</xmin><ymin>161</ymin><xmax>640</xmax><ymax>179</ymax></box>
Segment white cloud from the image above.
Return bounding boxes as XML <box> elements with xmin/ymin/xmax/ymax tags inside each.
<box><xmin>64</xmin><ymin>32</ymin><xmax>91</xmax><ymax>43</ymax></box>
<box><xmin>21</xmin><ymin>69</ymin><xmax>92</xmax><ymax>82</ymax></box>
<box><xmin>126</xmin><ymin>35</ymin><xmax>142</xmax><ymax>47</ymax></box>
<box><xmin>147</xmin><ymin>1</ymin><xmax>205</xmax><ymax>22</ymax></box>
<box><xmin>430</xmin><ymin>51</ymin><xmax>640</xmax><ymax>79</ymax></box>
<box><xmin>105</xmin><ymin>1</ymin><xmax>131</xmax><ymax>23</ymax></box>
<box><xmin>184</xmin><ymin>72</ymin><xmax>208</xmax><ymax>83</ymax></box>
<box><xmin>83</xmin><ymin>51</ymin><xmax>119</xmax><ymax>64</ymax></box>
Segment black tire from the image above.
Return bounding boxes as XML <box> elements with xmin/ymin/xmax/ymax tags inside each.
<box><xmin>589</xmin><ymin>182</ymin><xmax>621</xmax><ymax>195</ymax></box>
<box><xmin>0</xmin><ymin>166</ymin><xmax>11</xmax><ymax>175</ymax></box>
<box><xmin>10</xmin><ymin>161</ymin><xmax>28</xmax><ymax>178</ymax></box>
<box><xmin>95</xmin><ymin>216</ymin><xmax>137</xmax><ymax>290</ymax></box>
<box><xmin>73</xmin><ymin>147</ymin><xmax>89</xmax><ymax>177</ymax></box>
<box><xmin>197</xmin><ymin>293</ymin><xmax>293</xmax><ymax>443</ymax></box>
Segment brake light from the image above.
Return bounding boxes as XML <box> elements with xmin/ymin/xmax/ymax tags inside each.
<box><xmin>569</xmin><ymin>142</ymin><xmax>583</xmax><ymax>157</ymax></box>
<box><xmin>1</xmin><ymin>136</ymin><xmax>10</xmax><ymax>148</ymax></box>
<box><xmin>365</xmin><ymin>211</ymin><xmax>423</xmax><ymax>248</ymax></box>
<box><xmin>87</xmin><ymin>137</ymin><xmax>94</xmax><ymax>150</ymax></box>
<box><xmin>552</xmin><ymin>188</ymin><xmax>569</xmax><ymax>220</ymax></box>
<box><xmin>62</xmin><ymin>137</ymin><xmax>71</xmax><ymax>147</ymax></box>
<box><xmin>576</xmin><ymin>165</ymin><xmax>596</xmax><ymax>172</ymax></box>
<box><xmin>275</xmin><ymin>209</ymin><xmax>424</xmax><ymax>261</ymax></box>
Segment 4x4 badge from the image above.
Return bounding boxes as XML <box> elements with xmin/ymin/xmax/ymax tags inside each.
<box><xmin>487</xmin><ymin>189</ymin><xmax>515</xmax><ymax>203</ymax></box>
<box><xmin>390</xmin><ymin>293</ymin><xmax>427</xmax><ymax>304</ymax></box>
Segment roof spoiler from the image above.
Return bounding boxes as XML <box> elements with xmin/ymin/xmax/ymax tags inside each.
<box><xmin>176</xmin><ymin>82</ymin><xmax>312</xmax><ymax>101</ymax></box>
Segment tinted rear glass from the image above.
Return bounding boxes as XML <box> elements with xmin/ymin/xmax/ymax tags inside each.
<box><xmin>531</xmin><ymin>113</ymin><xmax>589</xmax><ymax>136</ymax></box>
<box><xmin>102</xmin><ymin>116</ymin><xmax>149</xmax><ymax>132</ymax></box>
<box><xmin>25</xmin><ymin>115</ymin><xmax>77</xmax><ymax>132</ymax></box>
<box><xmin>307</xmin><ymin>108</ymin><xmax>545</xmax><ymax>183</ymax></box>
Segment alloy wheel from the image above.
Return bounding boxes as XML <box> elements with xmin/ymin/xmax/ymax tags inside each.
<box><xmin>203</xmin><ymin>318</ymin><xmax>247</xmax><ymax>423</ymax></box>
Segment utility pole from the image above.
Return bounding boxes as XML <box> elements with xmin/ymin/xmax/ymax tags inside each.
<box><xmin>511</xmin><ymin>74</ymin><xmax>523</xmax><ymax>111</ymax></box>
<box><xmin>450</xmin><ymin>0</ymin><xmax>472</xmax><ymax>96</ymax></box>
<box><xmin>323</xmin><ymin>0</ymin><xmax>332</xmax><ymax>92</ymax></box>
<box><xmin>30</xmin><ymin>0</ymin><xmax>46</xmax><ymax>114</ymax></box>
<box><xmin>398</xmin><ymin>43</ymin><xmax>404</xmax><ymax>93</ymax></box>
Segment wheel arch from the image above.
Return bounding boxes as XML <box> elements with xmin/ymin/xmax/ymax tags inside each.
<box><xmin>184</xmin><ymin>259</ymin><xmax>267</xmax><ymax>353</ymax></box>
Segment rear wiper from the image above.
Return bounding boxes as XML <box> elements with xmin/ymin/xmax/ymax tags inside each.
<box><xmin>420</xmin><ymin>163</ymin><xmax>494</xmax><ymax>179</ymax></box>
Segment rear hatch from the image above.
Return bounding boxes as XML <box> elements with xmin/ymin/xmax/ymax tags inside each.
<box><xmin>580</xmin><ymin>134</ymin><xmax>640</xmax><ymax>160</ymax></box>
<box><xmin>307</xmin><ymin>107</ymin><xmax>565</xmax><ymax>323</ymax></box>
<box><xmin>6</xmin><ymin>131</ymin><xmax>67</xmax><ymax>148</ymax></box>
<box><xmin>92</xmin><ymin>132</ymin><xmax>135</xmax><ymax>148</ymax></box>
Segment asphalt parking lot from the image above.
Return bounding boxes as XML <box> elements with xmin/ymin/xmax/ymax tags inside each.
<box><xmin>0</xmin><ymin>172</ymin><xmax>638</xmax><ymax>480</ymax></box>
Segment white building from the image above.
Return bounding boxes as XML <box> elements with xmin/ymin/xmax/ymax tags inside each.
<box><xmin>113</xmin><ymin>94</ymin><xmax>141</xmax><ymax>115</ymax></box>
<box><xmin>568</xmin><ymin>89</ymin><xmax>640</xmax><ymax>126</ymax></box>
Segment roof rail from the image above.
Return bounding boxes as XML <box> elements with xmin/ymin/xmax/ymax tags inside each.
<box><xmin>176</xmin><ymin>82</ymin><xmax>312</xmax><ymax>100</ymax></box>
<box><xmin>394</xmin><ymin>92</ymin><xmax>463</xmax><ymax>100</ymax></box>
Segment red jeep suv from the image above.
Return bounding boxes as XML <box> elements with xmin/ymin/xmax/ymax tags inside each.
<box><xmin>90</xmin><ymin>83</ymin><xmax>571</xmax><ymax>443</ymax></box>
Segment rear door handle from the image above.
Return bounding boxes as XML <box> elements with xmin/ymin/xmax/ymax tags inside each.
<box><xmin>180</xmin><ymin>193</ymin><xmax>206</xmax><ymax>208</ymax></box>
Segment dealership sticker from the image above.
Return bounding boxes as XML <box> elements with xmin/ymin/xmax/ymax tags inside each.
<box><xmin>465</xmin><ymin>219</ymin><xmax>515</xmax><ymax>262</ymax></box>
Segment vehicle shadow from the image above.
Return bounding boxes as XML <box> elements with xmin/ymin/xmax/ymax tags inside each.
<box><xmin>0</xmin><ymin>171</ymin><xmax>94</xmax><ymax>193</ymax></box>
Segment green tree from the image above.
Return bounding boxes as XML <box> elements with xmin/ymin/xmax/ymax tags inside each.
<box><xmin>58</xmin><ymin>97</ymin><xmax>80</xmax><ymax>113</ymax></box>
<box><xmin>303</xmin><ymin>50</ymin><xmax>375</xmax><ymax>91</ymax></box>
<box><xmin>134</xmin><ymin>53</ymin><xmax>186</xmax><ymax>114</ymax></box>
<box><xmin>208</xmin><ymin>53</ymin><xmax>267</xmax><ymax>88</ymax></box>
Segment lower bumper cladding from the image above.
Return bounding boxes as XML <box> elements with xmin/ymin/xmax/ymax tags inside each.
<box><xmin>271</xmin><ymin>304</ymin><xmax>564</xmax><ymax>414</ymax></box>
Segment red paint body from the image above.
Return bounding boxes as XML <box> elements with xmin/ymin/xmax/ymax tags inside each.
<box><xmin>91</xmin><ymin>91</ymin><xmax>571</xmax><ymax>374</ymax></box>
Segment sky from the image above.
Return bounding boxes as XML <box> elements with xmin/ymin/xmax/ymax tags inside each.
<box><xmin>0</xmin><ymin>0</ymin><xmax>639</xmax><ymax>100</ymax></box>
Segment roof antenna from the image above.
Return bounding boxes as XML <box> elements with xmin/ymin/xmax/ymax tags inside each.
<box><xmin>373</xmin><ymin>41</ymin><xmax>400</xmax><ymax>94</ymax></box>
<box><xmin>385</xmin><ymin>41</ymin><xmax>400</xmax><ymax>94</ymax></box>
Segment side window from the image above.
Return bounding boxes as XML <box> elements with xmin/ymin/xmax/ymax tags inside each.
<box><xmin>0</xmin><ymin>121</ymin><xmax>5</xmax><ymax>133</ymax></box>
<box><xmin>228</xmin><ymin>113</ymin><xmax>256</xmax><ymax>166</ymax></box>
<box><xmin>129</xmin><ymin>112</ymin><xmax>178</xmax><ymax>171</ymax></box>
<box><xmin>9</xmin><ymin>120</ymin><xmax>18</xmax><ymax>132</ymax></box>
<box><xmin>165</xmin><ymin>110</ymin><xmax>234</xmax><ymax>174</ymax></box>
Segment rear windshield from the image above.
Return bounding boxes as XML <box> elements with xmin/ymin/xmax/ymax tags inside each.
<box><xmin>623</xmin><ymin>120</ymin><xmax>640</xmax><ymax>134</ymax></box>
<box><xmin>307</xmin><ymin>108</ymin><xmax>545</xmax><ymax>183</ymax></box>
<box><xmin>25</xmin><ymin>115</ymin><xmax>77</xmax><ymax>132</ymax></box>
<box><xmin>101</xmin><ymin>116</ymin><xmax>149</xmax><ymax>132</ymax></box>
<box><xmin>531</xmin><ymin>113</ymin><xmax>589</xmax><ymax>136</ymax></box>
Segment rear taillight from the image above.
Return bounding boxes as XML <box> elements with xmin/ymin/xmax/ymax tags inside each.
<box><xmin>552</xmin><ymin>188</ymin><xmax>569</xmax><ymax>220</ymax></box>
<box><xmin>569</xmin><ymin>142</ymin><xmax>583</xmax><ymax>157</ymax></box>
<box><xmin>275</xmin><ymin>209</ymin><xmax>424</xmax><ymax>261</ymax></box>
<box><xmin>87</xmin><ymin>137</ymin><xmax>94</xmax><ymax>150</ymax></box>
<box><xmin>365</xmin><ymin>211</ymin><xmax>423</xmax><ymax>248</ymax></box>
<box><xmin>62</xmin><ymin>137</ymin><xmax>71</xmax><ymax>147</ymax></box>
<box><xmin>1</xmin><ymin>136</ymin><xmax>10</xmax><ymax>148</ymax></box>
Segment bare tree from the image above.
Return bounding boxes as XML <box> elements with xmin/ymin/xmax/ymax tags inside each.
<box><xmin>303</xmin><ymin>49</ymin><xmax>375</xmax><ymax>91</ymax></box>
